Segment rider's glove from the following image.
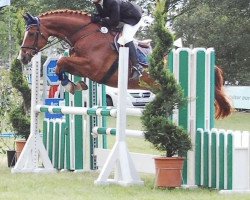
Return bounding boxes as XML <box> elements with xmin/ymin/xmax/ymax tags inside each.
<box><xmin>91</xmin><ymin>14</ymin><xmax>101</xmax><ymax>23</ymax></box>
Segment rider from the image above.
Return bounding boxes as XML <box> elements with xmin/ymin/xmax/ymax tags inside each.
<box><xmin>91</xmin><ymin>0</ymin><xmax>144</xmax><ymax>79</ymax></box>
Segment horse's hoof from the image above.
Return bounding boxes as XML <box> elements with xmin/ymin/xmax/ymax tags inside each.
<box><xmin>63</xmin><ymin>81</ymin><xmax>88</xmax><ymax>94</ymax></box>
<box><xmin>69</xmin><ymin>84</ymin><xmax>76</xmax><ymax>95</ymax></box>
<box><xmin>75</xmin><ymin>81</ymin><xmax>88</xmax><ymax>91</ymax></box>
<box><xmin>63</xmin><ymin>81</ymin><xmax>75</xmax><ymax>94</ymax></box>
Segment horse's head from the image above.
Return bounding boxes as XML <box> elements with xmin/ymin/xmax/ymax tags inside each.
<box><xmin>20</xmin><ymin>13</ymin><xmax>48</xmax><ymax>64</ymax></box>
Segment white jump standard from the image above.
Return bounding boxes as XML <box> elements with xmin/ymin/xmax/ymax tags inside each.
<box><xmin>94</xmin><ymin>47</ymin><xmax>143</xmax><ymax>186</ymax></box>
<box><xmin>12</xmin><ymin>53</ymin><xmax>56</xmax><ymax>173</ymax></box>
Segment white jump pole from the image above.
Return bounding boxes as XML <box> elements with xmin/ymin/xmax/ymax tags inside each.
<box><xmin>94</xmin><ymin>47</ymin><xmax>144</xmax><ymax>186</ymax></box>
<box><xmin>12</xmin><ymin>53</ymin><xmax>56</xmax><ymax>173</ymax></box>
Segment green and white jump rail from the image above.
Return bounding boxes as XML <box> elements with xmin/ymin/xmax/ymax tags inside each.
<box><xmin>92</xmin><ymin>127</ymin><xmax>144</xmax><ymax>138</ymax></box>
<box><xmin>35</xmin><ymin>105</ymin><xmax>143</xmax><ymax>117</ymax></box>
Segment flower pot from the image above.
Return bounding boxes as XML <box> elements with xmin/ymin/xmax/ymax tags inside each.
<box><xmin>154</xmin><ymin>157</ymin><xmax>185</xmax><ymax>188</ymax></box>
<box><xmin>15</xmin><ymin>139</ymin><xmax>26</xmax><ymax>160</ymax></box>
<box><xmin>7</xmin><ymin>150</ymin><xmax>16</xmax><ymax>167</ymax></box>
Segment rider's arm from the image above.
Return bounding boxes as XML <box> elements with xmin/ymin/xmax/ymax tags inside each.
<box><xmin>100</xmin><ymin>0</ymin><xmax>120</xmax><ymax>27</ymax></box>
<box><xmin>94</xmin><ymin>3</ymin><xmax>105</xmax><ymax>17</ymax></box>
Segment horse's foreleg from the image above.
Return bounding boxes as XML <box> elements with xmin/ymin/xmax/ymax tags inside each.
<box><xmin>55</xmin><ymin>57</ymin><xmax>89</xmax><ymax>94</ymax></box>
<box><xmin>56</xmin><ymin>71</ymin><xmax>87</xmax><ymax>94</ymax></box>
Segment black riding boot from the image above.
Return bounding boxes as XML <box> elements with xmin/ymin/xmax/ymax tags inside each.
<box><xmin>125</xmin><ymin>41</ymin><xmax>144</xmax><ymax>80</ymax></box>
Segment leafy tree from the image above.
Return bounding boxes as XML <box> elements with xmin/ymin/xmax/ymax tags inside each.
<box><xmin>0</xmin><ymin>6</ymin><xmax>26</xmax><ymax>66</ymax></box>
<box><xmin>136</xmin><ymin>0</ymin><xmax>203</xmax><ymax>46</ymax></box>
<box><xmin>11</xmin><ymin>0</ymin><xmax>45</xmax><ymax>14</ymax></box>
<box><xmin>172</xmin><ymin>0</ymin><xmax>250</xmax><ymax>85</ymax></box>
<box><xmin>9</xmin><ymin>58</ymin><xmax>31</xmax><ymax>140</ymax></box>
<box><xmin>0</xmin><ymin>69</ymin><xmax>21</xmax><ymax>132</ymax></box>
<box><xmin>38</xmin><ymin>0</ymin><xmax>93</xmax><ymax>13</ymax></box>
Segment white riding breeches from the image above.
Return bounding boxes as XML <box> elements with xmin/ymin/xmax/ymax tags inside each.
<box><xmin>117</xmin><ymin>22</ymin><xmax>141</xmax><ymax>45</ymax></box>
<box><xmin>117</xmin><ymin>16</ymin><xmax>153</xmax><ymax>46</ymax></box>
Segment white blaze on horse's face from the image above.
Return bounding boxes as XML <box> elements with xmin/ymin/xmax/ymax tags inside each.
<box><xmin>22</xmin><ymin>31</ymin><xmax>29</xmax><ymax>45</ymax></box>
<box><xmin>17</xmin><ymin>51</ymin><xmax>22</xmax><ymax>61</ymax></box>
<box><xmin>20</xmin><ymin>30</ymin><xmax>33</xmax><ymax>64</ymax></box>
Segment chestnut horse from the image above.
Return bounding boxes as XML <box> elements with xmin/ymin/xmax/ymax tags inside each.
<box><xmin>20</xmin><ymin>10</ymin><xmax>232</xmax><ymax>119</ymax></box>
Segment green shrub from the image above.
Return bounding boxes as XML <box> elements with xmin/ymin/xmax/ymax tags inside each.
<box><xmin>141</xmin><ymin>0</ymin><xmax>192</xmax><ymax>157</ymax></box>
<box><xmin>9</xmin><ymin>58</ymin><xmax>31</xmax><ymax>140</ymax></box>
<box><xmin>9</xmin><ymin>107</ymin><xmax>30</xmax><ymax>140</ymax></box>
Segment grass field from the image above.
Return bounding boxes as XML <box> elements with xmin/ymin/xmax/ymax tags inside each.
<box><xmin>0</xmin><ymin>158</ymin><xmax>249</xmax><ymax>200</ymax></box>
<box><xmin>215</xmin><ymin>111</ymin><xmax>250</xmax><ymax>131</ymax></box>
<box><xmin>0</xmin><ymin>111</ymin><xmax>249</xmax><ymax>200</ymax></box>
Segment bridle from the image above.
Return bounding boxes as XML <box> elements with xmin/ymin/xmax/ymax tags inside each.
<box><xmin>21</xmin><ymin>24</ymin><xmax>49</xmax><ymax>56</ymax></box>
<box><xmin>21</xmin><ymin>20</ymin><xmax>66</xmax><ymax>56</ymax></box>
<box><xmin>21</xmin><ymin>16</ymin><xmax>72</xmax><ymax>56</ymax></box>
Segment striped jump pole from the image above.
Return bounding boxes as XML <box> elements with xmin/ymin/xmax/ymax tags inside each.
<box><xmin>36</xmin><ymin>105</ymin><xmax>143</xmax><ymax>117</ymax></box>
<box><xmin>92</xmin><ymin>127</ymin><xmax>144</xmax><ymax>138</ymax></box>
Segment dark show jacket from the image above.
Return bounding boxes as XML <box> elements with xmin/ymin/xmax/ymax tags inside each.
<box><xmin>94</xmin><ymin>0</ymin><xmax>142</xmax><ymax>27</ymax></box>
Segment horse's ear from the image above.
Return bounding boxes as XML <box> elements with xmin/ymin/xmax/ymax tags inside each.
<box><xmin>23</xmin><ymin>13</ymin><xmax>38</xmax><ymax>26</ymax></box>
<box><xmin>26</xmin><ymin>13</ymin><xmax>34</xmax><ymax>20</ymax></box>
<box><xmin>22</xmin><ymin>13</ymin><xmax>29</xmax><ymax>22</ymax></box>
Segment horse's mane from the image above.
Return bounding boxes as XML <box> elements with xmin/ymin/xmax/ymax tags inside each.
<box><xmin>39</xmin><ymin>9</ymin><xmax>90</xmax><ymax>17</ymax></box>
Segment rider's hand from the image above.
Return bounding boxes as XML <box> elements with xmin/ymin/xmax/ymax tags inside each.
<box><xmin>91</xmin><ymin>14</ymin><xmax>101</xmax><ymax>23</ymax></box>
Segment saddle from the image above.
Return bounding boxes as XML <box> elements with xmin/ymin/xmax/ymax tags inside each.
<box><xmin>135</xmin><ymin>39</ymin><xmax>152</xmax><ymax>66</ymax></box>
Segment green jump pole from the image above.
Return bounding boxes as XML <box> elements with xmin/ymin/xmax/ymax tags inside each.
<box><xmin>74</xmin><ymin>75</ymin><xmax>84</xmax><ymax>170</ymax></box>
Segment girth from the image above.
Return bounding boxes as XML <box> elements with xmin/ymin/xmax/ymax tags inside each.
<box><xmin>99</xmin><ymin>58</ymin><xmax>119</xmax><ymax>84</ymax></box>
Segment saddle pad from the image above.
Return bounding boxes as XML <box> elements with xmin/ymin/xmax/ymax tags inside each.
<box><xmin>114</xmin><ymin>33</ymin><xmax>152</xmax><ymax>66</ymax></box>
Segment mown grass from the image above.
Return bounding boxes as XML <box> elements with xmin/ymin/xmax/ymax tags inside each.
<box><xmin>215</xmin><ymin>111</ymin><xmax>250</xmax><ymax>131</ymax></box>
<box><xmin>0</xmin><ymin>111</ymin><xmax>249</xmax><ymax>200</ymax></box>
<box><xmin>0</xmin><ymin>158</ymin><xmax>249</xmax><ymax>200</ymax></box>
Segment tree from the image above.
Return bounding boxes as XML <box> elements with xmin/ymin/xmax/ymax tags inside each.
<box><xmin>9</xmin><ymin>58</ymin><xmax>31</xmax><ymax>140</ymax></box>
<box><xmin>136</xmin><ymin>0</ymin><xmax>204</xmax><ymax>46</ymax></box>
<box><xmin>38</xmin><ymin>0</ymin><xmax>93</xmax><ymax>13</ymax></box>
<box><xmin>0</xmin><ymin>69</ymin><xmax>22</xmax><ymax>133</ymax></box>
<box><xmin>172</xmin><ymin>0</ymin><xmax>250</xmax><ymax>85</ymax></box>
<box><xmin>0</xmin><ymin>5</ymin><xmax>26</xmax><ymax>66</ymax></box>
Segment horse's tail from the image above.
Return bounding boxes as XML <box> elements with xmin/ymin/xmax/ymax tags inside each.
<box><xmin>215</xmin><ymin>66</ymin><xmax>233</xmax><ymax>119</ymax></box>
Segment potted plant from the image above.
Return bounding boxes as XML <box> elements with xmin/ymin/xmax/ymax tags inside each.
<box><xmin>0</xmin><ymin>137</ymin><xmax>16</xmax><ymax>167</ymax></box>
<box><xmin>141</xmin><ymin>0</ymin><xmax>192</xmax><ymax>188</ymax></box>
